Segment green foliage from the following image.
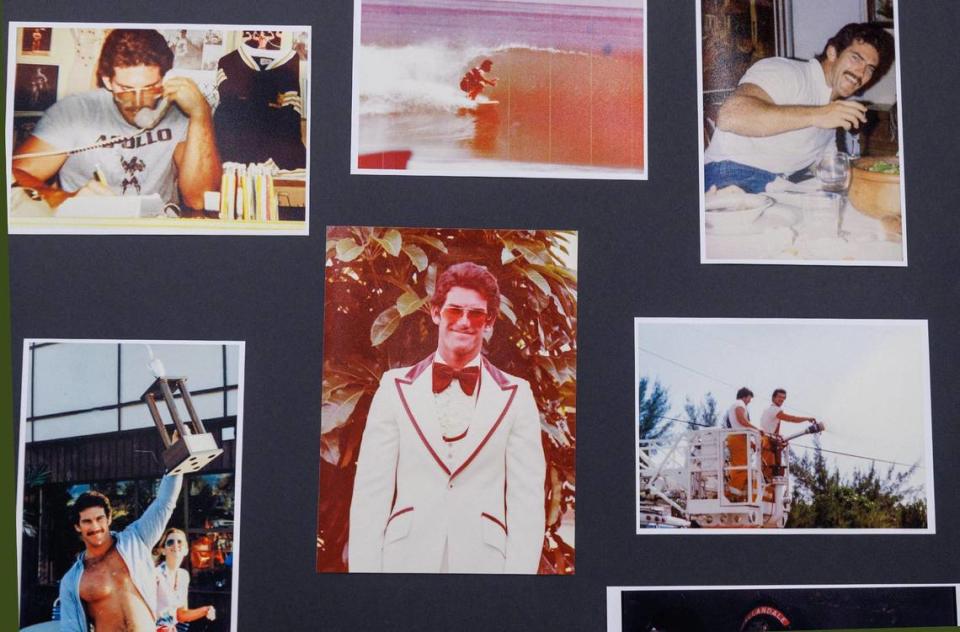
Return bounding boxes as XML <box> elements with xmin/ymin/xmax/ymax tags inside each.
<box><xmin>786</xmin><ymin>440</ymin><xmax>926</xmax><ymax>529</ymax></box>
<box><xmin>683</xmin><ymin>392</ymin><xmax>718</xmax><ymax>430</ymax></box>
<box><xmin>318</xmin><ymin>227</ymin><xmax>577</xmax><ymax>573</ymax></box>
<box><xmin>637</xmin><ymin>377</ymin><xmax>671</xmax><ymax>440</ymax></box>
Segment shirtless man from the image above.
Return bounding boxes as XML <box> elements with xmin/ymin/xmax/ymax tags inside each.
<box><xmin>59</xmin><ymin>474</ymin><xmax>182</xmax><ymax>632</ymax></box>
<box><xmin>459</xmin><ymin>59</ymin><xmax>497</xmax><ymax>100</ymax></box>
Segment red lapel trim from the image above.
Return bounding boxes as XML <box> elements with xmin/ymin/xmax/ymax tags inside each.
<box><xmin>384</xmin><ymin>506</ymin><xmax>414</xmax><ymax>532</ymax></box>
<box><xmin>443</xmin><ymin>428</ymin><xmax>468</xmax><ymax>442</ymax></box>
<box><xmin>395</xmin><ymin>358</ymin><xmax>451</xmax><ymax>477</ymax></box>
<box><xmin>481</xmin><ymin>512</ymin><xmax>508</xmax><ymax>534</ymax></box>
<box><xmin>449</xmin><ymin>358</ymin><xmax>517</xmax><ymax>481</ymax></box>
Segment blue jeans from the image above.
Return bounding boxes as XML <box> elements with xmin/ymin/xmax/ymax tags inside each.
<box><xmin>704</xmin><ymin>160</ymin><xmax>778</xmax><ymax>194</ymax></box>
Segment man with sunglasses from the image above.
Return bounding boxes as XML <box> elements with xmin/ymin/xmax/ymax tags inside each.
<box><xmin>58</xmin><ymin>474</ymin><xmax>182</xmax><ymax>632</ymax></box>
<box><xmin>704</xmin><ymin>22</ymin><xmax>895</xmax><ymax>193</ymax></box>
<box><xmin>349</xmin><ymin>262</ymin><xmax>546</xmax><ymax>574</ymax></box>
<box><xmin>12</xmin><ymin>28</ymin><xmax>220</xmax><ymax>211</ymax></box>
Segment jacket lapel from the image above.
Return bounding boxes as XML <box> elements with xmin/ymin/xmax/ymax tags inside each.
<box><xmin>449</xmin><ymin>358</ymin><xmax>517</xmax><ymax>480</ymax></box>
<box><xmin>395</xmin><ymin>356</ymin><xmax>450</xmax><ymax>476</ymax></box>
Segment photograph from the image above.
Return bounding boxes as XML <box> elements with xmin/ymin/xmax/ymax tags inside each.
<box><xmin>20</xmin><ymin>27</ymin><xmax>52</xmax><ymax>55</ymax></box>
<box><xmin>16</xmin><ymin>340</ymin><xmax>244</xmax><ymax>632</ymax></box>
<box><xmin>351</xmin><ymin>0</ymin><xmax>646</xmax><ymax>179</ymax></box>
<box><xmin>606</xmin><ymin>584</ymin><xmax>960</xmax><ymax>631</ymax></box>
<box><xmin>317</xmin><ymin>227</ymin><xmax>577</xmax><ymax>574</ymax></box>
<box><xmin>6</xmin><ymin>23</ymin><xmax>310</xmax><ymax>235</ymax></box>
<box><xmin>15</xmin><ymin>340</ymin><xmax>244</xmax><ymax>632</ymax></box>
<box><xmin>698</xmin><ymin>1</ymin><xmax>906</xmax><ymax>265</ymax></box>
<box><xmin>634</xmin><ymin>318</ymin><xmax>933</xmax><ymax>533</ymax></box>
<box><xmin>13</xmin><ymin>64</ymin><xmax>58</xmax><ymax>112</ymax></box>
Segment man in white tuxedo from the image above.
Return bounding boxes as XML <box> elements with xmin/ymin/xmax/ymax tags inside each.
<box><xmin>349</xmin><ymin>261</ymin><xmax>546</xmax><ymax>574</ymax></box>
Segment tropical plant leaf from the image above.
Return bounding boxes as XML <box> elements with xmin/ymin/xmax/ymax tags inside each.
<box><xmin>516</xmin><ymin>244</ymin><xmax>547</xmax><ymax>265</ymax></box>
<box><xmin>320</xmin><ymin>387</ymin><xmax>364</xmax><ymax>434</ymax></box>
<box><xmin>425</xmin><ymin>262</ymin><xmax>438</xmax><ymax>296</ymax></box>
<box><xmin>373</xmin><ymin>229</ymin><xmax>402</xmax><ymax>256</ymax></box>
<box><xmin>370</xmin><ymin>305</ymin><xmax>402</xmax><ymax>346</ymax></box>
<box><xmin>396</xmin><ymin>290</ymin><xmax>428</xmax><ymax>316</ymax></box>
<box><xmin>409</xmin><ymin>234</ymin><xmax>448</xmax><ymax>253</ymax></box>
<box><xmin>402</xmin><ymin>244</ymin><xmax>429</xmax><ymax>272</ymax></box>
<box><xmin>335</xmin><ymin>238</ymin><xmax>364</xmax><ymax>262</ymax></box>
<box><xmin>522</xmin><ymin>268</ymin><xmax>552</xmax><ymax>296</ymax></box>
<box><xmin>499</xmin><ymin>295</ymin><xmax>517</xmax><ymax>325</ymax></box>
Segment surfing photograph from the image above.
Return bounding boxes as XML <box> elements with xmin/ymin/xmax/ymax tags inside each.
<box><xmin>634</xmin><ymin>318</ymin><xmax>933</xmax><ymax>533</ymax></box>
<box><xmin>606</xmin><ymin>584</ymin><xmax>960</xmax><ymax>632</ymax></box>
<box><xmin>16</xmin><ymin>340</ymin><xmax>244</xmax><ymax>632</ymax></box>
<box><xmin>317</xmin><ymin>227</ymin><xmax>577</xmax><ymax>574</ymax></box>
<box><xmin>351</xmin><ymin>0</ymin><xmax>646</xmax><ymax>179</ymax></box>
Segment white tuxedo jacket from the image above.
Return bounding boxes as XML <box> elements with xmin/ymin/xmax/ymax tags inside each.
<box><xmin>348</xmin><ymin>354</ymin><xmax>546</xmax><ymax>574</ymax></box>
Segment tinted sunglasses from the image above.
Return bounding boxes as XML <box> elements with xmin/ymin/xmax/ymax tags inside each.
<box><xmin>166</xmin><ymin>537</ymin><xmax>187</xmax><ymax>547</ymax></box>
<box><xmin>440</xmin><ymin>306</ymin><xmax>489</xmax><ymax>327</ymax></box>
<box><xmin>112</xmin><ymin>83</ymin><xmax>164</xmax><ymax>108</ymax></box>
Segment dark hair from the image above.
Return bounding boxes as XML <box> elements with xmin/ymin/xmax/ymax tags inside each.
<box><xmin>736</xmin><ymin>387</ymin><xmax>754</xmax><ymax>400</ymax></box>
<box><xmin>71</xmin><ymin>491</ymin><xmax>112</xmax><ymax>526</ymax></box>
<box><xmin>772</xmin><ymin>388</ymin><xmax>787</xmax><ymax>400</ymax></box>
<box><xmin>817</xmin><ymin>23</ymin><xmax>895</xmax><ymax>87</ymax></box>
<box><xmin>97</xmin><ymin>29</ymin><xmax>174</xmax><ymax>87</ymax></box>
<box><xmin>431</xmin><ymin>262</ymin><xmax>500</xmax><ymax>319</ymax></box>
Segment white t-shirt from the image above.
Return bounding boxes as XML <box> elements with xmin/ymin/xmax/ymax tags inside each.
<box><xmin>760</xmin><ymin>404</ymin><xmax>782</xmax><ymax>434</ymax></box>
<box><xmin>725</xmin><ymin>400</ymin><xmax>750</xmax><ymax>428</ymax></box>
<box><xmin>33</xmin><ymin>89</ymin><xmax>189</xmax><ymax>204</ymax></box>
<box><xmin>705</xmin><ymin>57</ymin><xmax>835</xmax><ymax>175</ymax></box>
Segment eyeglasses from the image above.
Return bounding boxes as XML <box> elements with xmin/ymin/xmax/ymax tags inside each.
<box><xmin>111</xmin><ymin>83</ymin><xmax>164</xmax><ymax>108</ymax></box>
<box><xmin>441</xmin><ymin>306</ymin><xmax>489</xmax><ymax>327</ymax></box>
<box><xmin>165</xmin><ymin>538</ymin><xmax>186</xmax><ymax>547</ymax></box>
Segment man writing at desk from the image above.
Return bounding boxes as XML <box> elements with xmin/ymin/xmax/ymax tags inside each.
<box><xmin>12</xmin><ymin>29</ymin><xmax>221</xmax><ymax>211</ymax></box>
<box><xmin>59</xmin><ymin>474</ymin><xmax>182</xmax><ymax>632</ymax></box>
<box><xmin>704</xmin><ymin>23</ymin><xmax>894</xmax><ymax>193</ymax></box>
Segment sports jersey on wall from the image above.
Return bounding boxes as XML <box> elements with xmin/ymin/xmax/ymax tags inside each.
<box><xmin>214</xmin><ymin>46</ymin><xmax>306</xmax><ymax>170</ymax></box>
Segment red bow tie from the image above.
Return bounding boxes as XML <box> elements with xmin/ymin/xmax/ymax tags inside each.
<box><xmin>432</xmin><ymin>363</ymin><xmax>480</xmax><ymax>396</ymax></box>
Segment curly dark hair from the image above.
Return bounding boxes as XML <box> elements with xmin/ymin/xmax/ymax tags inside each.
<box><xmin>97</xmin><ymin>29</ymin><xmax>174</xmax><ymax>87</ymax></box>
<box><xmin>71</xmin><ymin>490</ymin><xmax>112</xmax><ymax>526</ymax></box>
<box><xmin>736</xmin><ymin>387</ymin><xmax>754</xmax><ymax>400</ymax></box>
<box><xmin>431</xmin><ymin>262</ymin><xmax>500</xmax><ymax>319</ymax></box>
<box><xmin>816</xmin><ymin>23</ymin><xmax>896</xmax><ymax>88</ymax></box>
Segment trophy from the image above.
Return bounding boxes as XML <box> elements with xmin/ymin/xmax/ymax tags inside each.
<box><xmin>141</xmin><ymin>376</ymin><xmax>224</xmax><ymax>475</ymax></box>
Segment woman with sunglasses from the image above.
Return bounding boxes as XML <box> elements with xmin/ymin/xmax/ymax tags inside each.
<box><xmin>154</xmin><ymin>527</ymin><xmax>215</xmax><ymax>631</ymax></box>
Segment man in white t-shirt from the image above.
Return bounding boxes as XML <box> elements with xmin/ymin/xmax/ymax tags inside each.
<box><xmin>760</xmin><ymin>388</ymin><xmax>816</xmax><ymax>435</ymax></box>
<box><xmin>704</xmin><ymin>22</ymin><xmax>895</xmax><ymax>193</ymax></box>
<box><xmin>759</xmin><ymin>388</ymin><xmax>816</xmax><ymax>474</ymax></box>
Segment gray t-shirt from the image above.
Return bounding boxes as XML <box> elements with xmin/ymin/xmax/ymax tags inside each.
<box><xmin>33</xmin><ymin>89</ymin><xmax>189</xmax><ymax>204</ymax></box>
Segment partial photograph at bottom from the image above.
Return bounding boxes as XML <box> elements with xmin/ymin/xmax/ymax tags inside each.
<box><xmin>606</xmin><ymin>585</ymin><xmax>960</xmax><ymax>631</ymax></box>
<box><xmin>16</xmin><ymin>339</ymin><xmax>244</xmax><ymax>632</ymax></box>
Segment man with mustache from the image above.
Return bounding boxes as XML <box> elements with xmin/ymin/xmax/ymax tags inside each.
<box><xmin>704</xmin><ymin>23</ymin><xmax>895</xmax><ymax>193</ymax></box>
<box><xmin>58</xmin><ymin>474</ymin><xmax>182</xmax><ymax>631</ymax></box>
<box><xmin>349</xmin><ymin>262</ymin><xmax>546</xmax><ymax>574</ymax></box>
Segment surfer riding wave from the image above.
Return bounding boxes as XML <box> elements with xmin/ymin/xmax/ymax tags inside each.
<box><xmin>459</xmin><ymin>59</ymin><xmax>497</xmax><ymax>100</ymax></box>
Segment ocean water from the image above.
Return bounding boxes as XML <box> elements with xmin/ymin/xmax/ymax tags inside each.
<box><xmin>356</xmin><ymin>0</ymin><xmax>646</xmax><ymax>174</ymax></box>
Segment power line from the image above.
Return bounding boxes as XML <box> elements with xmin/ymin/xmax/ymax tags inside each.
<box><xmin>642</xmin><ymin>414</ymin><xmax>921</xmax><ymax>470</ymax></box>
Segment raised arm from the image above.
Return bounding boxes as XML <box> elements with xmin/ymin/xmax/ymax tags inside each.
<box><xmin>167</xmin><ymin>76</ymin><xmax>222</xmax><ymax>210</ymax></box>
<box><xmin>348</xmin><ymin>379</ymin><xmax>400</xmax><ymax>572</ymax></box>
<box><xmin>716</xmin><ymin>83</ymin><xmax>867</xmax><ymax>137</ymax></box>
<box><xmin>130</xmin><ymin>474</ymin><xmax>183</xmax><ymax>549</ymax></box>
<box><xmin>504</xmin><ymin>382</ymin><xmax>546</xmax><ymax>574</ymax></box>
<box><xmin>777</xmin><ymin>410</ymin><xmax>815</xmax><ymax>424</ymax></box>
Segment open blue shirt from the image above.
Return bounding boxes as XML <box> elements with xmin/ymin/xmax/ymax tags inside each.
<box><xmin>58</xmin><ymin>474</ymin><xmax>182</xmax><ymax>632</ymax></box>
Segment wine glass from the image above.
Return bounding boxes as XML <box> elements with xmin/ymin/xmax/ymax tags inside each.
<box><xmin>816</xmin><ymin>152</ymin><xmax>852</xmax><ymax>239</ymax></box>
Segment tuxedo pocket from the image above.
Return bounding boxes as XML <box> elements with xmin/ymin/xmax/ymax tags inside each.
<box><xmin>481</xmin><ymin>513</ymin><xmax>507</xmax><ymax>557</ymax></box>
<box><xmin>384</xmin><ymin>506</ymin><xmax>414</xmax><ymax>544</ymax></box>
